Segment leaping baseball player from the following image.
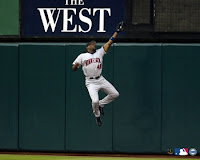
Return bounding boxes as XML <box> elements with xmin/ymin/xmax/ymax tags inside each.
<box><xmin>72</xmin><ymin>21</ymin><xmax>124</xmax><ymax>126</ymax></box>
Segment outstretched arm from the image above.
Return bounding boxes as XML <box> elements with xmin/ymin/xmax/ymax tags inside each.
<box><xmin>103</xmin><ymin>21</ymin><xmax>124</xmax><ymax>53</ymax></box>
<box><xmin>104</xmin><ymin>32</ymin><xmax>118</xmax><ymax>52</ymax></box>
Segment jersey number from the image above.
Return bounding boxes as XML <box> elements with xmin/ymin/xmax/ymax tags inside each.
<box><xmin>97</xmin><ymin>64</ymin><xmax>102</xmax><ymax>69</ymax></box>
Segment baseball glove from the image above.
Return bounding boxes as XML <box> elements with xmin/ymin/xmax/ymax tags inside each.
<box><xmin>116</xmin><ymin>21</ymin><xmax>125</xmax><ymax>32</ymax></box>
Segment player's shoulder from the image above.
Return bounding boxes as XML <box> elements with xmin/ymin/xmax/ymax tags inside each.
<box><xmin>79</xmin><ymin>52</ymin><xmax>88</xmax><ymax>56</ymax></box>
<box><xmin>78</xmin><ymin>52</ymin><xmax>92</xmax><ymax>59</ymax></box>
<box><xmin>96</xmin><ymin>46</ymin><xmax>104</xmax><ymax>52</ymax></box>
<box><xmin>96</xmin><ymin>46</ymin><xmax>106</xmax><ymax>54</ymax></box>
<box><xmin>97</xmin><ymin>46</ymin><xmax>104</xmax><ymax>51</ymax></box>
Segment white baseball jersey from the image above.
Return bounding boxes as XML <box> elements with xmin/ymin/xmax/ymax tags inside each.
<box><xmin>72</xmin><ymin>47</ymin><xmax>106</xmax><ymax>77</ymax></box>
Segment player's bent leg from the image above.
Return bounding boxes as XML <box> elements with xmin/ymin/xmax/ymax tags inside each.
<box><xmin>99</xmin><ymin>91</ymin><xmax>119</xmax><ymax>107</ymax></box>
<box><xmin>99</xmin><ymin>78</ymin><xmax>119</xmax><ymax>107</ymax></box>
<box><xmin>110</xmin><ymin>90</ymin><xmax>120</xmax><ymax>99</ymax></box>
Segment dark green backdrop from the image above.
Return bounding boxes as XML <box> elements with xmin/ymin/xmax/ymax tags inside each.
<box><xmin>0</xmin><ymin>43</ymin><xmax>199</xmax><ymax>154</ymax></box>
<box><xmin>0</xmin><ymin>44</ymin><xmax>18</xmax><ymax>150</ymax></box>
<box><xmin>113</xmin><ymin>44</ymin><xmax>161</xmax><ymax>153</ymax></box>
<box><xmin>161</xmin><ymin>44</ymin><xmax>200</xmax><ymax>152</ymax></box>
<box><xmin>19</xmin><ymin>44</ymin><xmax>66</xmax><ymax>151</ymax></box>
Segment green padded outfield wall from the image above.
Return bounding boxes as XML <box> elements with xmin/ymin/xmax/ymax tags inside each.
<box><xmin>1</xmin><ymin>43</ymin><xmax>200</xmax><ymax>153</ymax></box>
<box><xmin>162</xmin><ymin>44</ymin><xmax>200</xmax><ymax>153</ymax></box>
<box><xmin>0</xmin><ymin>0</ymin><xmax>19</xmax><ymax>35</ymax></box>
<box><xmin>19</xmin><ymin>44</ymin><xmax>65</xmax><ymax>151</ymax></box>
<box><xmin>113</xmin><ymin>44</ymin><xmax>162</xmax><ymax>153</ymax></box>
<box><xmin>65</xmin><ymin>44</ymin><xmax>114</xmax><ymax>152</ymax></box>
<box><xmin>0</xmin><ymin>44</ymin><xmax>18</xmax><ymax>149</ymax></box>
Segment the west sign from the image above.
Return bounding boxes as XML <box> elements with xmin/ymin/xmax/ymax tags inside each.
<box><xmin>23</xmin><ymin>0</ymin><xmax>125</xmax><ymax>37</ymax></box>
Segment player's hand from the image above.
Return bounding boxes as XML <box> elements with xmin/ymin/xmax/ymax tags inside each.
<box><xmin>116</xmin><ymin>21</ymin><xmax>124</xmax><ymax>32</ymax></box>
<box><xmin>72</xmin><ymin>63</ymin><xmax>80</xmax><ymax>71</ymax></box>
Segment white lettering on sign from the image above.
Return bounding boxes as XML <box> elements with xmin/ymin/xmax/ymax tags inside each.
<box><xmin>65</xmin><ymin>0</ymin><xmax>84</xmax><ymax>5</ymax></box>
<box><xmin>38</xmin><ymin>8</ymin><xmax>61</xmax><ymax>32</ymax></box>
<box><xmin>93</xmin><ymin>8</ymin><xmax>111</xmax><ymax>33</ymax></box>
<box><xmin>61</xmin><ymin>8</ymin><xmax>77</xmax><ymax>32</ymax></box>
<box><xmin>79</xmin><ymin>8</ymin><xmax>92</xmax><ymax>33</ymax></box>
<box><xmin>38</xmin><ymin>8</ymin><xmax>111</xmax><ymax>33</ymax></box>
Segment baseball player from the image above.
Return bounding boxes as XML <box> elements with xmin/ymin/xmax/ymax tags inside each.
<box><xmin>72</xmin><ymin>22</ymin><xmax>124</xmax><ymax>126</ymax></box>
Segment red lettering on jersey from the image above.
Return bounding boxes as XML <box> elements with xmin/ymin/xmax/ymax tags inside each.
<box><xmin>97</xmin><ymin>64</ymin><xmax>102</xmax><ymax>69</ymax></box>
<box><xmin>85</xmin><ymin>58</ymin><xmax>101</xmax><ymax>66</ymax></box>
<box><xmin>96</xmin><ymin>58</ymin><xmax>100</xmax><ymax>63</ymax></box>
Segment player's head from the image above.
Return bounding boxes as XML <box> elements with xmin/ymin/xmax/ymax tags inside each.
<box><xmin>86</xmin><ymin>40</ymin><xmax>96</xmax><ymax>53</ymax></box>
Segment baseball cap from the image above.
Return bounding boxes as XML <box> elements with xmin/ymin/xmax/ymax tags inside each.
<box><xmin>86</xmin><ymin>40</ymin><xmax>96</xmax><ymax>47</ymax></box>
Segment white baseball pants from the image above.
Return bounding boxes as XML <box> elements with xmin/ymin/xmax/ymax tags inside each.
<box><xmin>86</xmin><ymin>76</ymin><xmax>119</xmax><ymax>117</ymax></box>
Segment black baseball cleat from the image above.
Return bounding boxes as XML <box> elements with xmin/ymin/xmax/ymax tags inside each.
<box><xmin>96</xmin><ymin>117</ymin><xmax>102</xmax><ymax>126</ymax></box>
<box><xmin>99</xmin><ymin>106</ymin><xmax>104</xmax><ymax>115</ymax></box>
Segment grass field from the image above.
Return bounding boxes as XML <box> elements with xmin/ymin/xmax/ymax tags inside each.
<box><xmin>0</xmin><ymin>154</ymin><xmax>199</xmax><ymax>160</ymax></box>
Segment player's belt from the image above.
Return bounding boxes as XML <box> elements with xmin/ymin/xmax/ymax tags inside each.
<box><xmin>89</xmin><ymin>75</ymin><xmax>101</xmax><ymax>79</ymax></box>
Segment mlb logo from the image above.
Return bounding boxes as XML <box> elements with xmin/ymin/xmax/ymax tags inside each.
<box><xmin>175</xmin><ymin>148</ymin><xmax>188</xmax><ymax>156</ymax></box>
